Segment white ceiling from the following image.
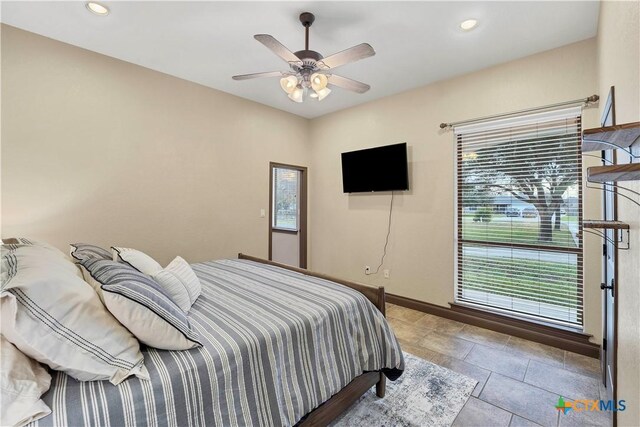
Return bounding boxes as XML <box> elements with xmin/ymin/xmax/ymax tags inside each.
<box><xmin>1</xmin><ymin>1</ymin><xmax>600</xmax><ymax>119</ymax></box>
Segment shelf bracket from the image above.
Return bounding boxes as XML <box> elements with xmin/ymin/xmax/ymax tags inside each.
<box><xmin>582</xmin><ymin>228</ymin><xmax>630</xmax><ymax>250</ymax></box>
<box><xmin>582</xmin><ymin>138</ymin><xmax>639</xmax><ymax>159</ymax></box>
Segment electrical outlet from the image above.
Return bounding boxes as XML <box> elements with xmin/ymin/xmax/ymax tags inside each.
<box><xmin>365</xmin><ymin>266</ymin><xmax>371</xmax><ymax>275</ymax></box>
<box><xmin>383</xmin><ymin>269</ymin><xmax>390</xmax><ymax>279</ymax></box>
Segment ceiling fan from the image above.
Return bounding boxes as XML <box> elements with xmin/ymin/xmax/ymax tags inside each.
<box><xmin>232</xmin><ymin>12</ymin><xmax>375</xmax><ymax>103</ymax></box>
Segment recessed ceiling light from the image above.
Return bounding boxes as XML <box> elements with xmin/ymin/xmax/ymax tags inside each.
<box><xmin>86</xmin><ymin>2</ymin><xmax>109</xmax><ymax>16</ymax></box>
<box><xmin>460</xmin><ymin>19</ymin><xmax>478</xmax><ymax>31</ymax></box>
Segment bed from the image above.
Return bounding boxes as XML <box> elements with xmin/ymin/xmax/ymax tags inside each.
<box><xmin>29</xmin><ymin>254</ymin><xmax>404</xmax><ymax>427</ymax></box>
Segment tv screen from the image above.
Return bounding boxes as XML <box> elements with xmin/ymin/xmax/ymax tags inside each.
<box><xmin>341</xmin><ymin>143</ymin><xmax>409</xmax><ymax>193</ymax></box>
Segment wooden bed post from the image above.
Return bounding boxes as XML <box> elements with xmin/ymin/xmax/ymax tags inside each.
<box><xmin>376</xmin><ymin>374</ymin><xmax>386</xmax><ymax>398</ymax></box>
<box><xmin>376</xmin><ymin>285</ymin><xmax>386</xmax><ymax>317</ymax></box>
<box><xmin>375</xmin><ymin>285</ymin><xmax>387</xmax><ymax>398</ymax></box>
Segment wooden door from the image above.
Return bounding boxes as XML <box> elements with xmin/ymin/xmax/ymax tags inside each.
<box><xmin>269</xmin><ymin>163</ymin><xmax>308</xmax><ymax>268</ymax></box>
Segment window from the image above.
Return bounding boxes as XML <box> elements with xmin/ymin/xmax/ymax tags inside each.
<box><xmin>272</xmin><ymin>167</ymin><xmax>299</xmax><ymax>231</ymax></box>
<box><xmin>455</xmin><ymin>107</ymin><xmax>583</xmax><ymax>328</ymax></box>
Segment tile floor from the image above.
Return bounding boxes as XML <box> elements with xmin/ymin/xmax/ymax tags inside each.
<box><xmin>386</xmin><ymin>303</ymin><xmax>611</xmax><ymax>427</ymax></box>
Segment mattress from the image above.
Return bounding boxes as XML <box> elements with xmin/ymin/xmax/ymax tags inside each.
<box><xmin>31</xmin><ymin>259</ymin><xmax>404</xmax><ymax>427</ymax></box>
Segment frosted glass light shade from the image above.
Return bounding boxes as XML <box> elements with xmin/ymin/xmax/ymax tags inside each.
<box><xmin>310</xmin><ymin>73</ymin><xmax>328</xmax><ymax>91</ymax></box>
<box><xmin>315</xmin><ymin>87</ymin><xmax>331</xmax><ymax>101</ymax></box>
<box><xmin>288</xmin><ymin>86</ymin><xmax>304</xmax><ymax>103</ymax></box>
<box><xmin>280</xmin><ymin>76</ymin><xmax>298</xmax><ymax>94</ymax></box>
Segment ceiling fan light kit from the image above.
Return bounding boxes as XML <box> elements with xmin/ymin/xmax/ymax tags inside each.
<box><xmin>233</xmin><ymin>12</ymin><xmax>375</xmax><ymax>103</ymax></box>
<box><xmin>280</xmin><ymin>75</ymin><xmax>298</xmax><ymax>94</ymax></box>
<box><xmin>288</xmin><ymin>86</ymin><xmax>304</xmax><ymax>103</ymax></box>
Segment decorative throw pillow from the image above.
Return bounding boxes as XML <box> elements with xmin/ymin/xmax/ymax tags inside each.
<box><xmin>0</xmin><ymin>245</ymin><xmax>148</xmax><ymax>385</ymax></box>
<box><xmin>80</xmin><ymin>258</ymin><xmax>201</xmax><ymax>350</ymax></box>
<box><xmin>69</xmin><ymin>243</ymin><xmax>112</xmax><ymax>262</ymax></box>
<box><xmin>151</xmin><ymin>267</ymin><xmax>192</xmax><ymax>312</ymax></box>
<box><xmin>111</xmin><ymin>246</ymin><xmax>163</xmax><ymax>273</ymax></box>
<box><xmin>111</xmin><ymin>247</ymin><xmax>201</xmax><ymax>311</ymax></box>
<box><xmin>162</xmin><ymin>256</ymin><xmax>202</xmax><ymax>310</ymax></box>
<box><xmin>1</xmin><ymin>335</ymin><xmax>51</xmax><ymax>427</ymax></box>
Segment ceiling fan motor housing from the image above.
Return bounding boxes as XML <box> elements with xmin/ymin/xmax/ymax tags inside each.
<box><xmin>293</xmin><ymin>46</ymin><xmax>324</xmax><ymax>88</ymax></box>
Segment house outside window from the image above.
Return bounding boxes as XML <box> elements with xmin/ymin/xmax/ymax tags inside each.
<box><xmin>455</xmin><ymin>107</ymin><xmax>584</xmax><ymax>328</ymax></box>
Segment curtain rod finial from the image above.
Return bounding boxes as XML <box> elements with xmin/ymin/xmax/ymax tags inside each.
<box><xmin>587</xmin><ymin>95</ymin><xmax>599</xmax><ymax>103</ymax></box>
<box><xmin>440</xmin><ymin>123</ymin><xmax>449</xmax><ymax>129</ymax></box>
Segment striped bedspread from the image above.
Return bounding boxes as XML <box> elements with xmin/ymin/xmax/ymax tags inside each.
<box><xmin>32</xmin><ymin>259</ymin><xmax>404</xmax><ymax>427</ymax></box>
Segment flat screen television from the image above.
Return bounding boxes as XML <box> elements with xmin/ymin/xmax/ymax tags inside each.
<box><xmin>341</xmin><ymin>143</ymin><xmax>409</xmax><ymax>193</ymax></box>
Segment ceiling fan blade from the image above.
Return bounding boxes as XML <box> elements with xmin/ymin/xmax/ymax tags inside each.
<box><xmin>318</xmin><ymin>43</ymin><xmax>375</xmax><ymax>69</ymax></box>
<box><xmin>328</xmin><ymin>75</ymin><xmax>371</xmax><ymax>93</ymax></box>
<box><xmin>254</xmin><ymin>34</ymin><xmax>303</xmax><ymax>66</ymax></box>
<box><xmin>232</xmin><ymin>71</ymin><xmax>285</xmax><ymax>80</ymax></box>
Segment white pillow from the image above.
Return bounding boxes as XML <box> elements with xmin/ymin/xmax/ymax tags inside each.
<box><xmin>155</xmin><ymin>256</ymin><xmax>201</xmax><ymax>312</ymax></box>
<box><xmin>111</xmin><ymin>248</ymin><xmax>201</xmax><ymax>312</ymax></box>
<box><xmin>112</xmin><ymin>247</ymin><xmax>163</xmax><ymax>273</ymax></box>
<box><xmin>3</xmin><ymin>237</ymin><xmax>71</xmax><ymax>262</ymax></box>
<box><xmin>152</xmin><ymin>268</ymin><xmax>192</xmax><ymax>312</ymax></box>
<box><xmin>0</xmin><ymin>336</ymin><xmax>51</xmax><ymax>427</ymax></box>
<box><xmin>1</xmin><ymin>245</ymin><xmax>149</xmax><ymax>385</ymax></box>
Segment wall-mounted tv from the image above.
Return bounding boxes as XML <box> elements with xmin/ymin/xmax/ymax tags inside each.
<box><xmin>341</xmin><ymin>143</ymin><xmax>409</xmax><ymax>193</ymax></box>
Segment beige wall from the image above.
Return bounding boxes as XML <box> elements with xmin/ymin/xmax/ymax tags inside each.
<box><xmin>1</xmin><ymin>25</ymin><xmax>309</xmax><ymax>265</ymax></box>
<box><xmin>597</xmin><ymin>2</ymin><xmax>640</xmax><ymax>425</ymax></box>
<box><xmin>308</xmin><ymin>38</ymin><xmax>603</xmax><ymax>340</ymax></box>
<box><xmin>2</xmin><ymin>24</ymin><xmax>614</xmax><ymax>346</ymax></box>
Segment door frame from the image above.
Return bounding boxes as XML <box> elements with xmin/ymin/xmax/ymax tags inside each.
<box><xmin>268</xmin><ymin>162</ymin><xmax>308</xmax><ymax>268</ymax></box>
<box><xmin>600</xmin><ymin>85</ymin><xmax>617</xmax><ymax>426</ymax></box>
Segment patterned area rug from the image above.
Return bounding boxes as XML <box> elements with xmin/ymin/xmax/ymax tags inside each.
<box><xmin>333</xmin><ymin>352</ymin><xmax>477</xmax><ymax>426</ymax></box>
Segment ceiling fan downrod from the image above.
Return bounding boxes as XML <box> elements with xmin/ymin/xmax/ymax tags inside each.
<box><xmin>299</xmin><ymin>12</ymin><xmax>315</xmax><ymax>51</ymax></box>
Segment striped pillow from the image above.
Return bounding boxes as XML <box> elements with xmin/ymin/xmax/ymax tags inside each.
<box><xmin>111</xmin><ymin>247</ymin><xmax>201</xmax><ymax>312</ymax></box>
<box><xmin>69</xmin><ymin>243</ymin><xmax>112</xmax><ymax>262</ymax></box>
<box><xmin>80</xmin><ymin>258</ymin><xmax>201</xmax><ymax>350</ymax></box>
<box><xmin>154</xmin><ymin>256</ymin><xmax>201</xmax><ymax>312</ymax></box>
<box><xmin>0</xmin><ymin>245</ymin><xmax>148</xmax><ymax>385</ymax></box>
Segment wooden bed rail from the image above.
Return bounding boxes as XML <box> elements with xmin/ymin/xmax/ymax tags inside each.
<box><xmin>237</xmin><ymin>253</ymin><xmax>386</xmax><ymax>317</ymax></box>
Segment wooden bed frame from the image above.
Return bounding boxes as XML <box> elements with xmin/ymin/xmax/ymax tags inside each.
<box><xmin>237</xmin><ymin>254</ymin><xmax>388</xmax><ymax>426</ymax></box>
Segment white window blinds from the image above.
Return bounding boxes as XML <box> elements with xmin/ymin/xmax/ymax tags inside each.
<box><xmin>455</xmin><ymin>107</ymin><xmax>583</xmax><ymax>328</ymax></box>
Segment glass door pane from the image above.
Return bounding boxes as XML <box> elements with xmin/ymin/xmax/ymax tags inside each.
<box><xmin>272</xmin><ymin>167</ymin><xmax>299</xmax><ymax>231</ymax></box>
